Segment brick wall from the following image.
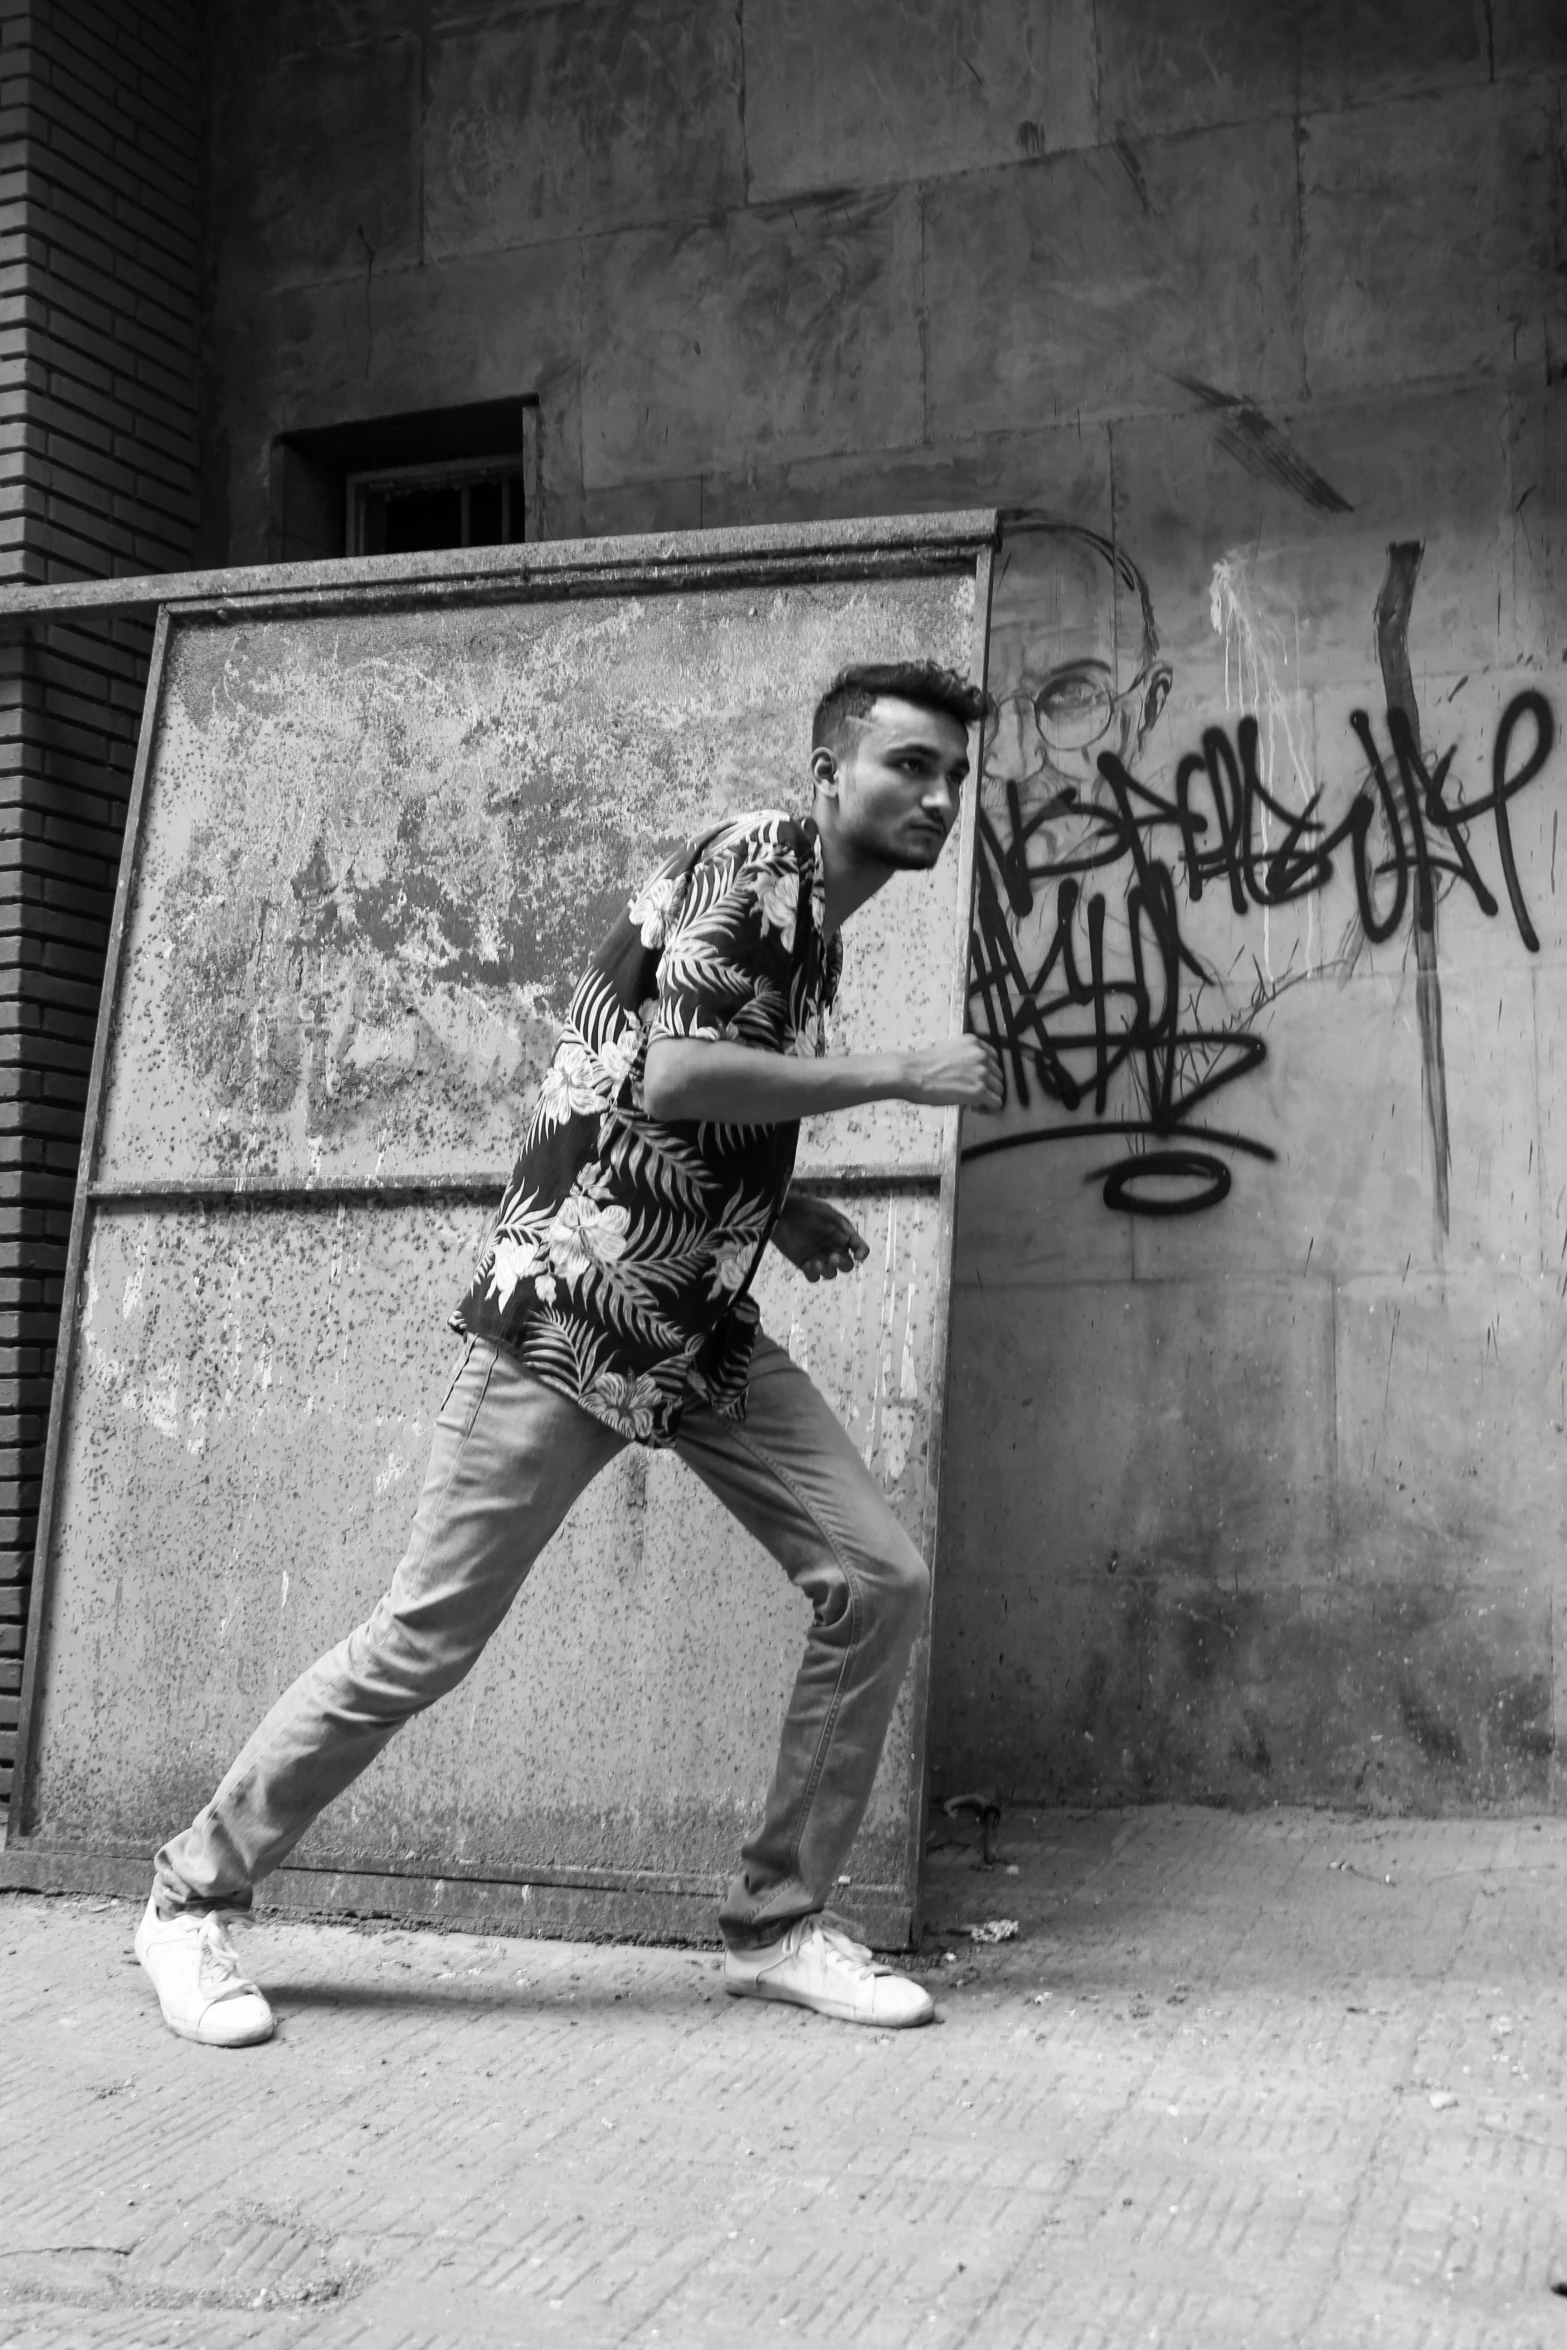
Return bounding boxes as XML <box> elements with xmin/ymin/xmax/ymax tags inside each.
<box><xmin>0</xmin><ymin>0</ymin><xmax>200</xmax><ymax>1812</ymax></box>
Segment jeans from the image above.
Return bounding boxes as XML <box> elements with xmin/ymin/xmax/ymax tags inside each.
<box><xmin>154</xmin><ymin>1332</ymin><xmax>930</xmax><ymax>1948</ymax></box>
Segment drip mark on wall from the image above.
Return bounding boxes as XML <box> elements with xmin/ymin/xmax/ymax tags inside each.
<box><xmin>1211</xmin><ymin>556</ymin><xmax>1317</xmax><ymax>981</ymax></box>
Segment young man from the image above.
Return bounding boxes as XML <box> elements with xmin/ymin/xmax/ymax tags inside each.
<box><xmin>135</xmin><ymin>659</ymin><xmax>1001</xmax><ymax>2047</ymax></box>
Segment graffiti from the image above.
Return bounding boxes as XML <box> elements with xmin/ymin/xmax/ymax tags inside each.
<box><xmin>1375</xmin><ymin>542</ymin><xmax>1449</xmax><ymax>1235</ymax></box>
<box><xmin>1172</xmin><ymin>375</ymin><xmax>1353</xmax><ymax>519</ymax></box>
<box><xmin>966</xmin><ymin>519</ymin><xmax>1557</xmax><ymax>1217</ymax></box>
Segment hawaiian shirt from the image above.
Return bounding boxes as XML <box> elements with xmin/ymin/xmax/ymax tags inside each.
<box><xmin>454</xmin><ymin>811</ymin><xmax>843</xmax><ymax>1446</ymax></box>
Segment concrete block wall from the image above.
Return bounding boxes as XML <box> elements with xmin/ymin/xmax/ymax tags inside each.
<box><xmin>193</xmin><ymin>2</ymin><xmax>1567</xmax><ymax>1807</ymax></box>
<box><xmin>0</xmin><ymin>1</ymin><xmax>200</xmax><ymax>1811</ymax></box>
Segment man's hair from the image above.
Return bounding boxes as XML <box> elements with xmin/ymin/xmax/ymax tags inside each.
<box><xmin>811</xmin><ymin>661</ymin><xmax>992</xmax><ymax>759</ymax></box>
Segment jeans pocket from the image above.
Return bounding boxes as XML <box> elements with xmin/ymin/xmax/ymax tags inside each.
<box><xmin>436</xmin><ymin>1339</ymin><xmax>475</xmax><ymax>1425</ymax></box>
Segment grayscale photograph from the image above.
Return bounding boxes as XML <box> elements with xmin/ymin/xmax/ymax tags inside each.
<box><xmin>1</xmin><ymin>4</ymin><xmax>1563</xmax><ymax>2346</ymax></box>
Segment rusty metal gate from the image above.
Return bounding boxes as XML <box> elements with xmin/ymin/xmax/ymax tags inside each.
<box><xmin>1</xmin><ymin>514</ymin><xmax>995</xmax><ymax>1946</ymax></box>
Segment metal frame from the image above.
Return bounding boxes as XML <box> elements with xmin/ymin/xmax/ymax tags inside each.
<box><xmin>84</xmin><ymin>1165</ymin><xmax>946</xmax><ymax>1210</ymax></box>
<box><xmin>7</xmin><ymin>605</ymin><xmax>173</xmax><ymax>1870</ymax></box>
<box><xmin>899</xmin><ymin>539</ymin><xmax>996</xmax><ymax>1929</ymax></box>
<box><xmin>0</xmin><ymin>510</ymin><xmax>998</xmax><ymax>628</ymax></box>
<box><xmin>1</xmin><ymin>512</ymin><xmax>999</xmax><ymax>1949</ymax></box>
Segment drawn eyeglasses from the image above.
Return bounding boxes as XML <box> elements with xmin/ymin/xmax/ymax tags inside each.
<box><xmin>986</xmin><ymin>662</ymin><xmax>1143</xmax><ymax>757</ymax></box>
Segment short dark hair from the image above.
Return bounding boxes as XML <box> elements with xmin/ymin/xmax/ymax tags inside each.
<box><xmin>811</xmin><ymin>660</ymin><xmax>991</xmax><ymax>758</ymax></box>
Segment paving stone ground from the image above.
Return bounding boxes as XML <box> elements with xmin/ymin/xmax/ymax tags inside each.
<box><xmin>4</xmin><ymin>1807</ymin><xmax>1567</xmax><ymax>2350</ymax></box>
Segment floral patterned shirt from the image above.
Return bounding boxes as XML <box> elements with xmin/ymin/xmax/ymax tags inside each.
<box><xmin>454</xmin><ymin>811</ymin><xmax>843</xmax><ymax>1445</ymax></box>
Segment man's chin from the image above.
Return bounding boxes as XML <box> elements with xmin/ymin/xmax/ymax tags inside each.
<box><xmin>883</xmin><ymin>830</ymin><xmax>949</xmax><ymax>870</ymax></box>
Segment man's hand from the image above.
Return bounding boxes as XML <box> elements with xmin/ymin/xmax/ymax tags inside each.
<box><xmin>896</xmin><ymin>1036</ymin><xmax>1004</xmax><ymax>1111</ymax></box>
<box><xmin>771</xmin><ymin>1192</ymin><xmax>870</xmax><ymax>1283</ymax></box>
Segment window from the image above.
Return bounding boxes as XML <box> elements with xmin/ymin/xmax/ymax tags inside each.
<box><xmin>272</xmin><ymin>400</ymin><xmax>537</xmax><ymax>563</ymax></box>
<box><xmin>347</xmin><ymin>454</ymin><xmax>528</xmax><ymax>557</ymax></box>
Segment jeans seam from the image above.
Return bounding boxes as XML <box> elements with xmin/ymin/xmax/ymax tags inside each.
<box><xmin>390</xmin><ymin>1342</ymin><xmax>498</xmax><ymax>1620</ymax></box>
<box><xmin>435</xmin><ymin>1336</ymin><xmax>474</xmax><ymax>1422</ymax></box>
<box><xmin>727</xmin><ymin>1420</ymin><xmax>863</xmax><ymax>1906</ymax></box>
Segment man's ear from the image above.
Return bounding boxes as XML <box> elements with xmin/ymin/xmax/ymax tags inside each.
<box><xmin>810</xmin><ymin>746</ymin><xmax>840</xmax><ymax>799</ymax></box>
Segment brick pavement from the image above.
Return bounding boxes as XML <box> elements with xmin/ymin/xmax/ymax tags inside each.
<box><xmin>3</xmin><ymin>1807</ymin><xmax>1566</xmax><ymax>2350</ymax></box>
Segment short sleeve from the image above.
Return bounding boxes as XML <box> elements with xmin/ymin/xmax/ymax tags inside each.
<box><xmin>649</xmin><ymin>833</ymin><xmax>804</xmax><ymax>1055</ymax></box>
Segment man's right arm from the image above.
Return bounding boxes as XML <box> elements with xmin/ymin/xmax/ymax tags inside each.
<box><xmin>641</xmin><ymin>1034</ymin><xmax>1003</xmax><ymax>1124</ymax></box>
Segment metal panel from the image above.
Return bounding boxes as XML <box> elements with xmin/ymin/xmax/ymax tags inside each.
<box><xmin>3</xmin><ymin>517</ymin><xmax>995</xmax><ymax>1947</ymax></box>
<box><xmin>97</xmin><ymin>580</ymin><xmax>971</xmax><ymax>1188</ymax></box>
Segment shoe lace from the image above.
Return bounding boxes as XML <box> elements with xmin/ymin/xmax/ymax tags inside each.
<box><xmin>810</xmin><ymin>1918</ymin><xmax>880</xmax><ymax>1977</ymax></box>
<box><xmin>197</xmin><ymin>1915</ymin><xmax>259</xmax><ymax>2002</ymax></box>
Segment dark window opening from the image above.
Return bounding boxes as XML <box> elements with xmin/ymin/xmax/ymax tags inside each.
<box><xmin>271</xmin><ymin>399</ymin><xmax>537</xmax><ymax>563</ymax></box>
<box><xmin>352</xmin><ymin>459</ymin><xmax>527</xmax><ymax>556</ymax></box>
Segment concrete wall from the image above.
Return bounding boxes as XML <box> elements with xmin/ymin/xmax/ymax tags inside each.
<box><xmin>200</xmin><ymin>1</ymin><xmax>1565</xmax><ymax>1810</ymax></box>
<box><xmin>0</xmin><ymin>0</ymin><xmax>201</xmax><ymax>1811</ymax></box>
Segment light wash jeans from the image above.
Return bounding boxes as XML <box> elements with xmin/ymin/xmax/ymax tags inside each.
<box><xmin>154</xmin><ymin>1332</ymin><xmax>930</xmax><ymax>1948</ymax></box>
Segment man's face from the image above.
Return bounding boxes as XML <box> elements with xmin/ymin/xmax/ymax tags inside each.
<box><xmin>832</xmin><ymin>696</ymin><xmax>972</xmax><ymax>869</ymax></box>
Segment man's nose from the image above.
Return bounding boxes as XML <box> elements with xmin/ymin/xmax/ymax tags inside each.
<box><xmin>923</xmin><ymin>774</ymin><xmax>958</xmax><ymax>826</ymax></box>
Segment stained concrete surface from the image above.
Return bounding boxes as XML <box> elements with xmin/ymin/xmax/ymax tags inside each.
<box><xmin>181</xmin><ymin>0</ymin><xmax>1567</xmax><ymax>1820</ymax></box>
<box><xmin>4</xmin><ymin>1806</ymin><xmax>1567</xmax><ymax>2349</ymax></box>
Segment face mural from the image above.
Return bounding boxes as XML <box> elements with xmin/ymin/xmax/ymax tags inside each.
<box><xmin>968</xmin><ymin>513</ymin><xmax>1558</xmax><ymax>1223</ymax></box>
<box><xmin>983</xmin><ymin>520</ymin><xmax>1171</xmax><ymax>826</ymax></box>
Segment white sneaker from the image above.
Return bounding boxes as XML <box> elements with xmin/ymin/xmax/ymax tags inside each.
<box><xmin>134</xmin><ymin>1893</ymin><xmax>275</xmax><ymax>2048</ymax></box>
<box><xmin>724</xmin><ymin>1915</ymin><xmax>935</xmax><ymax>2028</ymax></box>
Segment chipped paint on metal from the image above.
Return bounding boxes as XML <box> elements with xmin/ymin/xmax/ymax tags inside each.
<box><xmin>14</xmin><ymin>524</ymin><xmax>992</xmax><ymax>1937</ymax></box>
<box><xmin>99</xmin><ymin>578</ymin><xmax>974</xmax><ymax>1188</ymax></box>
<box><xmin>33</xmin><ymin>1191</ymin><xmax>940</xmax><ymax>1892</ymax></box>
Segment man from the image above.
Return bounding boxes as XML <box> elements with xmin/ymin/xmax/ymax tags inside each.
<box><xmin>134</xmin><ymin>659</ymin><xmax>1001</xmax><ymax>2047</ymax></box>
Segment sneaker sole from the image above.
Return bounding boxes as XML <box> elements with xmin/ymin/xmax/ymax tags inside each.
<box><xmin>724</xmin><ymin>1976</ymin><xmax>934</xmax><ymax>2028</ymax></box>
<box><xmin>157</xmin><ymin>2008</ymin><xmax>275</xmax><ymax>2049</ymax></box>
